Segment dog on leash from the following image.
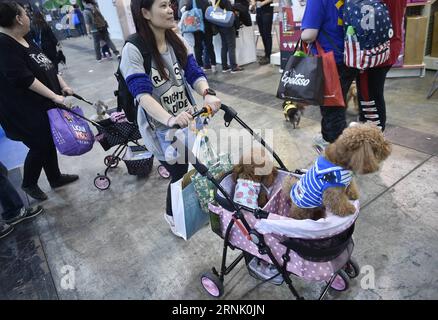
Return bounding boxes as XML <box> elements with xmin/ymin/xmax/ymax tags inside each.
<box><xmin>346</xmin><ymin>81</ymin><xmax>359</xmax><ymax>114</ymax></box>
<box><xmin>89</xmin><ymin>100</ymin><xmax>110</xmax><ymax>122</ymax></box>
<box><xmin>283</xmin><ymin>100</ymin><xmax>305</xmax><ymax>129</ymax></box>
<box><xmin>232</xmin><ymin>147</ymin><xmax>278</xmax><ymax>208</ymax></box>
<box><xmin>283</xmin><ymin>124</ymin><xmax>391</xmax><ymax>220</ymax></box>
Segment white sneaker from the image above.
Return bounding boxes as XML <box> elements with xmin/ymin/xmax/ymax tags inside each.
<box><xmin>211</xmin><ymin>65</ymin><xmax>217</xmax><ymax>73</ymax></box>
<box><xmin>313</xmin><ymin>134</ymin><xmax>330</xmax><ymax>154</ymax></box>
<box><xmin>247</xmin><ymin>257</ymin><xmax>284</xmax><ymax>285</ymax></box>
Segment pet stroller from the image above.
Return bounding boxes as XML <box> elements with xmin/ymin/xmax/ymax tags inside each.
<box><xmin>68</xmin><ymin>94</ymin><xmax>169</xmax><ymax>190</ymax></box>
<box><xmin>180</xmin><ymin>104</ymin><xmax>360</xmax><ymax>300</ymax></box>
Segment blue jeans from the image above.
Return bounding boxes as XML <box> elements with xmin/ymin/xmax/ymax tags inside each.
<box><xmin>218</xmin><ymin>26</ymin><xmax>237</xmax><ymax>69</ymax></box>
<box><xmin>0</xmin><ymin>162</ymin><xmax>23</xmax><ymax>221</ymax></box>
<box><xmin>156</xmin><ymin>118</ymin><xmax>203</xmax><ymax>163</ymax></box>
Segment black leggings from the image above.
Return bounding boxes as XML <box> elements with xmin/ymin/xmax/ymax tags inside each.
<box><xmin>320</xmin><ymin>64</ymin><xmax>359</xmax><ymax>142</ymax></box>
<box><xmin>21</xmin><ymin>139</ymin><xmax>61</xmax><ymax>188</ymax></box>
<box><xmin>256</xmin><ymin>10</ymin><xmax>273</xmax><ymax>58</ymax></box>
<box><xmin>159</xmin><ymin>161</ymin><xmax>189</xmax><ymax>216</ymax></box>
<box><xmin>194</xmin><ymin>26</ymin><xmax>216</xmax><ymax>67</ymax></box>
<box><xmin>356</xmin><ymin>66</ymin><xmax>391</xmax><ymax>131</ymax></box>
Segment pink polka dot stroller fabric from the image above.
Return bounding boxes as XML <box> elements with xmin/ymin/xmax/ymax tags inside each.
<box><xmin>208</xmin><ymin>170</ymin><xmax>359</xmax><ymax>282</ymax></box>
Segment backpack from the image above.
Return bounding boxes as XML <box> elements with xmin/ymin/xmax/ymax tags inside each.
<box><xmin>343</xmin><ymin>0</ymin><xmax>393</xmax><ymax>70</ymax></box>
<box><xmin>86</xmin><ymin>5</ymin><xmax>108</xmax><ymax>31</ymax></box>
<box><xmin>114</xmin><ymin>34</ymin><xmax>151</xmax><ymax>123</ymax></box>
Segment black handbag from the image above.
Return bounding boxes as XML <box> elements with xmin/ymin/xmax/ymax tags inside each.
<box><xmin>277</xmin><ymin>40</ymin><xmax>325</xmax><ymax>106</ymax></box>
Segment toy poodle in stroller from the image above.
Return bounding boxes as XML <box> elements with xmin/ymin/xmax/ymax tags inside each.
<box><xmin>282</xmin><ymin>123</ymin><xmax>392</xmax><ymax>221</ymax></box>
<box><xmin>195</xmin><ymin>105</ymin><xmax>390</xmax><ymax>300</ymax></box>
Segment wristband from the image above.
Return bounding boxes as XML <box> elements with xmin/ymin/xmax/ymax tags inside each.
<box><xmin>166</xmin><ymin>116</ymin><xmax>174</xmax><ymax>127</ymax></box>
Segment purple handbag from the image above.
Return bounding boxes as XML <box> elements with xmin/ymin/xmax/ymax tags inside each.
<box><xmin>47</xmin><ymin>106</ymin><xmax>94</xmax><ymax>156</ymax></box>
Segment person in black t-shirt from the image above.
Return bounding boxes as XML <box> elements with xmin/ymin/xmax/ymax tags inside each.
<box><xmin>0</xmin><ymin>1</ymin><xmax>79</xmax><ymax>201</ymax></box>
<box><xmin>30</xmin><ymin>11</ymin><xmax>60</xmax><ymax>73</ymax></box>
<box><xmin>250</xmin><ymin>0</ymin><xmax>273</xmax><ymax>65</ymax></box>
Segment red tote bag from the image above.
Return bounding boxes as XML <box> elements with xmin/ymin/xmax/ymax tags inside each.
<box><xmin>315</xmin><ymin>42</ymin><xmax>345</xmax><ymax>107</ymax></box>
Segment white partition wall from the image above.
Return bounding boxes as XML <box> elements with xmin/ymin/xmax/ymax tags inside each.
<box><xmin>114</xmin><ymin>0</ymin><xmax>136</xmax><ymax>40</ymax></box>
<box><xmin>96</xmin><ymin>0</ymin><xmax>124</xmax><ymax>40</ymax></box>
<box><xmin>213</xmin><ymin>26</ymin><xmax>257</xmax><ymax>66</ymax></box>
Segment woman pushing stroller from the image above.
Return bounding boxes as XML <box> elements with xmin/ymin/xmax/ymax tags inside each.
<box><xmin>119</xmin><ymin>0</ymin><xmax>221</xmax><ymax>233</ymax></box>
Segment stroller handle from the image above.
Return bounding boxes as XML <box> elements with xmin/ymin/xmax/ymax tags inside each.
<box><xmin>219</xmin><ymin>104</ymin><xmax>288</xmax><ymax>171</ymax></box>
<box><xmin>171</xmin><ymin>106</ymin><xmax>211</xmax><ymax>129</ymax></box>
<box><xmin>71</xmin><ymin>93</ymin><xmax>94</xmax><ymax>106</ymax></box>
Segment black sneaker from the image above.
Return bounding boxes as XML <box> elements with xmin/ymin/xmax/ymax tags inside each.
<box><xmin>5</xmin><ymin>206</ymin><xmax>44</xmax><ymax>226</ymax></box>
<box><xmin>50</xmin><ymin>174</ymin><xmax>79</xmax><ymax>188</ymax></box>
<box><xmin>259</xmin><ymin>57</ymin><xmax>270</xmax><ymax>65</ymax></box>
<box><xmin>22</xmin><ymin>185</ymin><xmax>48</xmax><ymax>201</ymax></box>
<box><xmin>231</xmin><ymin>66</ymin><xmax>244</xmax><ymax>74</ymax></box>
<box><xmin>0</xmin><ymin>223</ymin><xmax>14</xmax><ymax>240</ymax></box>
<box><xmin>222</xmin><ymin>66</ymin><xmax>231</xmax><ymax>73</ymax></box>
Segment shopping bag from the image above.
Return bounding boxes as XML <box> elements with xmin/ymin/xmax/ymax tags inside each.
<box><xmin>205</xmin><ymin>0</ymin><xmax>235</xmax><ymax>28</ymax></box>
<box><xmin>277</xmin><ymin>41</ymin><xmax>324</xmax><ymax>105</ymax></box>
<box><xmin>72</xmin><ymin>13</ymin><xmax>80</xmax><ymax>25</ymax></box>
<box><xmin>171</xmin><ymin>173</ymin><xmax>209</xmax><ymax>240</ymax></box>
<box><xmin>315</xmin><ymin>42</ymin><xmax>345</xmax><ymax>107</ymax></box>
<box><xmin>190</xmin><ymin>130</ymin><xmax>217</xmax><ymax>167</ymax></box>
<box><xmin>47</xmin><ymin>106</ymin><xmax>94</xmax><ymax>156</ymax></box>
<box><xmin>192</xmin><ymin>153</ymin><xmax>233</xmax><ymax>213</ymax></box>
<box><xmin>180</xmin><ymin>0</ymin><xmax>205</xmax><ymax>33</ymax></box>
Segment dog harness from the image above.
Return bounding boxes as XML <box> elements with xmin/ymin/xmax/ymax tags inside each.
<box><xmin>291</xmin><ymin>156</ymin><xmax>353</xmax><ymax>208</ymax></box>
<box><xmin>234</xmin><ymin>179</ymin><xmax>261</xmax><ymax>209</ymax></box>
<box><xmin>283</xmin><ymin>101</ymin><xmax>297</xmax><ymax>116</ymax></box>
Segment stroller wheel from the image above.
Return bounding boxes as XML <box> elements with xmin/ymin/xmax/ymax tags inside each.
<box><xmin>344</xmin><ymin>258</ymin><xmax>360</xmax><ymax>279</ymax></box>
<box><xmin>104</xmin><ymin>155</ymin><xmax>119</xmax><ymax>168</ymax></box>
<box><xmin>329</xmin><ymin>269</ymin><xmax>350</xmax><ymax>292</ymax></box>
<box><xmin>201</xmin><ymin>272</ymin><xmax>224</xmax><ymax>298</ymax></box>
<box><xmin>157</xmin><ymin>165</ymin><xmax>170</xmax><ymax>179</ymax></box>
<box><xmin>94</xmin><ymin>175</ymin><xmax>111</xmax><ymax>190</ymax></box>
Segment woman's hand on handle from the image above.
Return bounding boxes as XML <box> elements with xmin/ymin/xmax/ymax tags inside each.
<box><xmin>167</xmin><ymin>111</ymin><xmax>193</xmax><ymax>128</ymax></box>
<box><xmin>61</xmin><ymin>86</ymin><xmax>74</xmax><ymax>96</ymax></box>
<box><xmin>204</xmin><ymin>95</ymin><xmax>221</xmax><ymax>115</ymax></box>
<box><xmin>52</xmin><ymin>94</ymin><xmax>73</xmax><ymax>109</ymax></box>
<box><xmin>52</xmin><ymin>94</ymin><xmax>66</xmax><ymax>105</ymax></box>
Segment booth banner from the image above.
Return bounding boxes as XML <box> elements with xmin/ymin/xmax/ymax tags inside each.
<box><xmin>279</xmin><ymin>0</ymin><xmax>306</xmax><ymax>69</ymax></box>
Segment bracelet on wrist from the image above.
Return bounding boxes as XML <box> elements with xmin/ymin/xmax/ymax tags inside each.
<box><xmin>166</xmin><ymin>116</ymin><xmax>174</xmax><ymax>127</ymax></box>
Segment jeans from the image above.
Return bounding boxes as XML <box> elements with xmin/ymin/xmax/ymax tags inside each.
<box><xmin>92</xmin><ymin>30</ymin><xmax>119</xmax><ymax>61</ymax></box>
<box><xmin>75</xmin><ymin>23</ymin><xmax>86</xmax><ymax>36</ymax></box>
<box><xmin>320</xmin><ymin>64</ymin><xmax>359</xmax><ymax>142</ymax></box>
<box><xmin>356</xmin><ymin>66</ymin><xmax>391</xmax><ymax>131</ymax></box>
<box><xmin>218</xmin><ymin>26</ymin><xmax>237</xmax><ymax>69</ymax></box>
<box><xmin>0</xmin><ymin>162</ymin><xmax>23</xmax><ymax>221</ymax></box>
<box><xmin>256</xmin><ymin>10</ymin><xmax>273</xmax><ymax>58</ymax></box>
<box><xmin>21</xmin><ymin>139</ymin><xmax>61</xmax><ymax>188</ymax></box>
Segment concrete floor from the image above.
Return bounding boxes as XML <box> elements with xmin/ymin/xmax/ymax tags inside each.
<box><xmin>0</xmin><ymin>36</ymin><xmax>437</xmax><ymax>300</ymax></box>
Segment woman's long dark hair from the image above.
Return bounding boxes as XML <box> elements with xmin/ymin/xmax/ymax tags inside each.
<box><xmin>131</xmin><ymin>0</ymin><xmax>187</xmax><ymax>80</ymax></box>
<box><xmin>32</xmin><ymin>11</ymin><xmax>48</xmax><ymax>30</ymax></box>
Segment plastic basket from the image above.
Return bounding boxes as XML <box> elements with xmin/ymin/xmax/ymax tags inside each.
<box><xmin>123</xmin><ymin>145</ymin><xmax>154</xmax><ymax>176</ymax></box>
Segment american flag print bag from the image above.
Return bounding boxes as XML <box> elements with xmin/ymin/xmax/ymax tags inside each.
<box><xmin>343</xmin><ymin>0</ymin><xmax>393</xmax><ymax>70</ymax></box>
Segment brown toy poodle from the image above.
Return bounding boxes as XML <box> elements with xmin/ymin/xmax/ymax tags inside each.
<box><xmin>232</xmin><ymin>147</ymin><xmax>278</xmax><ymax>208</ymax></box>
<box><xmin>346</xmin><ymin>81</ymin><xmax>359</xmax><ymax>114</ymax></box>
<box><xmin>283</xmin><ymin>123</ymin><xmax>392</xmax><ymax>220</ymax></box>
